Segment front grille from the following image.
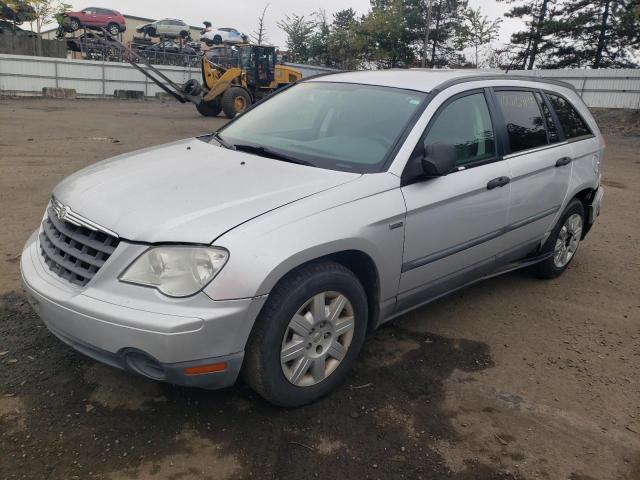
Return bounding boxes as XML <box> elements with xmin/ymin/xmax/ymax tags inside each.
<box><xmin>39</xmin><ymin>207</ymin><xmax>119</xmax><ymax>287</ymax></box>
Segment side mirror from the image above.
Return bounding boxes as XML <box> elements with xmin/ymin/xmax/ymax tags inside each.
<box><xmin>422</xmin><ymin>142</ymin><xmax>457</xmax><ymax>177</ymax></box>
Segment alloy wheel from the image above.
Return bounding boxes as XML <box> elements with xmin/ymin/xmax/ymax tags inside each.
<box><xmin>280</xmin><ymin>291</ymin><xmax>355</xmax><ymax>387</ymax></box>
<box><xmin>553</xmin><ymin>213</ymin><xmax>583</xmax><ymax>268</ymax></box>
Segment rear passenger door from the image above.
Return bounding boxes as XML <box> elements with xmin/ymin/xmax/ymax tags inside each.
<box><xmin>493</xmin><ymin>88</ymin><xmax>573</xmax><ymax>265</ymax></box>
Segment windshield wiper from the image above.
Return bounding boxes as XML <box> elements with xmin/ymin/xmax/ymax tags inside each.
<box><xmin>211</xmin><ymin>132</ymin><xmax>234</xmax><ymax>150</ymax></box>
<box><xmin>233</xmin><ymin>144</ymin><xmax>312</xmax><ymax>166</ymax></box>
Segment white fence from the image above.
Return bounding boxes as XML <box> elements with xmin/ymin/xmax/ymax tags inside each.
<box><xmin>0</xmin><ymin>53</ymin><xmax>199</xmax><ymax>97</ymax></box>
<box><xmin>1</xmin><ymin>53</ymin><xmax>639</xmax><ymax>109</ymax></box>
<box><xmin>506</xmin><ymin>68</ymin><xmax>640</xmax><ymax>109</ymax></box>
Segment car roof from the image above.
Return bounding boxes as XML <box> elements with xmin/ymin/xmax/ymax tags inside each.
<box><xmin>309</xmin><ymin>69</ymin><xmax>575</xmax><ymax>93</ymax></box>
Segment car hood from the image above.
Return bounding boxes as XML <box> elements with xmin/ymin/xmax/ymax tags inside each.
<box><xmin>53</xmin><ymin>138</ymin><xmax>360</xmax><ymax>244</ymax></box>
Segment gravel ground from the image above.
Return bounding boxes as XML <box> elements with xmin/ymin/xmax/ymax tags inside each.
<box><xmin>0</xmin><ymin>98</ymin><xmax>638</xmax><ymax>480</ymax></box>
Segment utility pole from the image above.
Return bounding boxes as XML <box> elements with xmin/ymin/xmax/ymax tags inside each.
<box><xmin>421</xmin><ymin>0</ymin><xmax>433</xmax><ymax>68</ymax></box>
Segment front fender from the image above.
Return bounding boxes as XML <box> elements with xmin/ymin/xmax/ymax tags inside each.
<box><xmin>203</xmin><ymin>174</ymin><xmax>406</xmax><ymax>303</ymax></box>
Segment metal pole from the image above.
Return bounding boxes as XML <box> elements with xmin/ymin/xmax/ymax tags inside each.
<box><xmin>421</xmin><ymin>0</ymin><xmax>433</xmax><ymax>68</ymax></box>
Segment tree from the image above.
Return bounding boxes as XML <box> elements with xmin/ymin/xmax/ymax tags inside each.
<box><xmin>251</xmin><ymin>3</ymin><xmax>270</xmax><ymax>45</ymax></box>
<box><xmin>328</xmin><ymin>8</ymin><xmax>364</xmax><ymax>69</ymax></box>
<box><xmin>0</xmin><ymin>0</ymin><xmax>37</xmax><ymax>24</ymax></box>
<box><xmin>360</xmin><ymin>0</ymin><xmax>417</xmax><ymax>68</ymax></box>
<box><xmin>25</xmin><ymin>0</ymin><xmax>69</xmax><ymax>33</ymax></box>
<box><xmin>548</xmin><ymin>0</ymin><xmax>639</xmax><ymax>68</ymax></box>
<box><xmin>308</xmin><ymin>9</ymin><xmax>331</xmax><ymax>65</ymax></box>
<box><xmin>425</xmin><ymin>0</ymin><xmax>468</xmax><ymax>67</ymax></box>
<box><xmin>456</xmin><ymin>7</ymin><xmax>502</xmax><ymax>67</ymax></box>
<box><xmin>278</xmin><ymin>13</ymin><xmax>315</xmax><ymax>63</ymax></box>
<box><xmin>498</xmin><ymin>0</ymin><xmax>558</xmax><ymax>70</ymax></box>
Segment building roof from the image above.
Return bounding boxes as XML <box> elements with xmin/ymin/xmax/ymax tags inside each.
<box><xmin>310</xmin><ymin>69</ymin><xmax>574</xmax><ymax>93</ymax></box>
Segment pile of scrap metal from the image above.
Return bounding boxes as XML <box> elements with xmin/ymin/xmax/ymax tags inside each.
<box><xmin>0</xmin><ymin>0</ymin><xmax>36</xmax><ymax>24</ymax></box>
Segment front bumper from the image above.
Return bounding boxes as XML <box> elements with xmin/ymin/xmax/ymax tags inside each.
<box><xmin>20</xmin><ymin>231</ymin><xmax>267</xmax><ymax>389</ymax></box>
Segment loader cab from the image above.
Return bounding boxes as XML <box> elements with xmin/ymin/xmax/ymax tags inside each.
<box><xmin>239</xmin><ymin>45</ymin><xmax>276</xmax><ymax>88</ymax></box>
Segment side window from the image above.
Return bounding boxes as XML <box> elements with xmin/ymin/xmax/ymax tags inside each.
<box><xmin>424</xmin><ymin>93</ymin><xmax>496</xmax><ymax>167</ymax></box>
<box><xmin>496</xmin><ymin>90</ymin><xmax>547</xmax><ymax>153</ymax></box>
<box><xmin>536</xmin><ymin>92</ymin><xmax>560</xmax><ymax>143</ymax></box>
<box><xmin>547</xmin><ymin>94</ymin><xmax>591</xmax><ymax>139</ymax></box>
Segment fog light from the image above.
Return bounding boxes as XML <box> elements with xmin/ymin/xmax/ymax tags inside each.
<box><xmin>184</xmin><ymin>363</ymin><xmax>227</xmax><ymax>376</ymax></box>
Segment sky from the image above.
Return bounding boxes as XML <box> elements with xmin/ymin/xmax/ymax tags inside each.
<box><xmin>60</xmin><ymin>0</ymin><xmax>523</xmax><ymax>48</ymax></box>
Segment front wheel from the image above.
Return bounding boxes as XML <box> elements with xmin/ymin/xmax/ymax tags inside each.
<box><xmin>530</xmin><ymin>199</ymin><xmax>585</xmax><ymax>279</ymax></box>
<box><xmin>242</xmin><ymin>261</ymin><xmax>368</xmax><ymax>407</ymax></box>
<box><xmin>69</xmin><ymin>18</ymin><xmax>80</xmax><ymax>31</ymax></box>
<box><xmin>221</xmin><ymin>87</ymin><xmax>251</xmax><ymax>118</ymax></box>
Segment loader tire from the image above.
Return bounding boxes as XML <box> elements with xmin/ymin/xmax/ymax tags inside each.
<box><xmin>196</xmin><ymin>99</ymin><xmax>222</xmax><ymax>117</ymax></box>
<box><xmin>221</xmin><ymin>87</ymin><xmax>251</xmax><ymax>118</ymax></box>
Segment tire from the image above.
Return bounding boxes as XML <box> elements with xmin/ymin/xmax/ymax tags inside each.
<box><xmin>242</xmin><ymin>261</ymin><xmax>368</xmax><ymax>407</ymax></box>
<box><xmin>179</xmin><ymin>30</ymin><xmax>189</xmax><ymax>39</ymax></box>
<box><xmin>107</xmin><ymin>23</ymin><xmax>120</xmax><ymax>35</ymax></box>
<box><xmin>204</xmin><ymin>39</ymin><xmax>214</xmax><ymax>47</ymax></box>
<box><xmin>69</xmin><ymin>18</ymin><xmax>80</xmax><ymax>31</ymax></box>
<box><xmin>213</xmin><ymin>34</ymin><xmax>222</xmax><ymax>45</ymax></box>
<box><xmin>147</xmin><ymin>27</ymin><xmax>156</xmax><ymax>37</ymax></box>
<box><xmin>196</xmin><ymin>99</ymin><xmax>222</xmax><ymax>117</ymax></box>
<box><xmin>530</xmin><ymin>199</ymin><xmax>585</xmax><ymax>279</ymax></box>
<box><xmin>221</xmin><ymin>87</ymin><xmax>251</xmax><ymax>118</ymax></box>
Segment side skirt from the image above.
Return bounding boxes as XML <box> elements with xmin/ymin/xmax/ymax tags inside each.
<box><xmin>376</xmin><ymin>251</ymin><xmax>553</xmax><ymax>327</ymax></box>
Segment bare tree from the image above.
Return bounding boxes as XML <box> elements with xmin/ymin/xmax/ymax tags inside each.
<box><xmin>251</xmin><ymin>3</ymin><xmax>270</xmax><ymax>45</ymax></box>
<box><xmin>456</xmin><ymin>7</ymin><xmax>502</xmax><ymax>67</ymax></box>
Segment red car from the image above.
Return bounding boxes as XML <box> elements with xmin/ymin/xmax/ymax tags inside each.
<box><xmin>62</xmin><ymin>7</ymin><xmax>126</xmax><ymax>35</ymax></box>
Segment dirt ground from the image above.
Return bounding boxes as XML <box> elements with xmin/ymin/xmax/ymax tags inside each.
<box><xmin>0</xmin><ymin>98</ymin><xmax>638</xmax><ymax>480</ymax></box>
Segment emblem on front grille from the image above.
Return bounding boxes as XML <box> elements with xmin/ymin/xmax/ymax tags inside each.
<box><xmin>55</xmin><ymin>205</ymin><xmax>69</xmax><ymax>222</ymax></box>
<box><xmin>50</xmin><ymin>197</ymin><xmax>119</xmax><ymax>238</ymax></box>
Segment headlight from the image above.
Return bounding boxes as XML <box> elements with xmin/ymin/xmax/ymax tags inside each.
<box><xmin>119</xmin><ymin>246</ymin><xmax>228</xmax><ymax>297</ymax></box>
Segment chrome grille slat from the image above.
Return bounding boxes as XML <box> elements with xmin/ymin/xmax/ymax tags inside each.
<box><xmin>47</xmin><ymin>208</ymin><xmax>117</xmax><ymax>255</ymax></box>
<box><xmin>41</xmin><ymin>219</ymin><xmax>107</xmax><ymax>268</ymax></box>
<box><xmin>39</xmin><ymin>207</ymin><xmax>119</xmax><ymax>287</ymax></box>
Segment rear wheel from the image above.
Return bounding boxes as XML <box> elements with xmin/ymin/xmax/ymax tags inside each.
<box><xmin>107</xmin><ymin>23</ymin><xmax>120</xmax><ymax>35</ymax></box>
<box><xmin>531</xmin><ymin>199</ymin><xmax>585</xmax><ymax>279</ymax></box>
<box><xmin>221</xmin><ymin>87</ymin><xmax>251</xmax><ymax>118</ymax></box>
<box><xmin>196</xmin><ymin>99</ymin><xmax>222</xmax><ymax>117</ymax></box>
<box><xmin>242</xmin><ymin>261</ymin><xmax>368</xmax><ymax>407</ymax></box>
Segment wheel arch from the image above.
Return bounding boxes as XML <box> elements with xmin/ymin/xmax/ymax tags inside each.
<box><xmin>257</xmin><ymin>249</ymin><xmax>382</xmax><ymax>332</ymax></box>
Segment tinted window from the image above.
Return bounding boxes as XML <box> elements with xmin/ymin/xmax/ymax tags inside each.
<box><xmin>547</xmin><ymin>94</ymin><xmax>591</xmax><ymax>139</ymax></box>
<box><xmin>537</xmin><ymin>92</ymin><xmax>560</xmax><ymax>143</ymax></box>
<box><xmin>424</xmin><ymin>93</ymin><xmax>495</xmax><ymax>167</ymax></box>
<box><xmin>496</xmin><ymin>90</ymin><xmax>547</xmax><ymax>153</ymax></box>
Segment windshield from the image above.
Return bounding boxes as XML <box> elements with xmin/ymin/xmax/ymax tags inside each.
<box><xmin>216</xmin><ymin>82</ymin><xmax>427</xmax><ymax>173</ymax></box>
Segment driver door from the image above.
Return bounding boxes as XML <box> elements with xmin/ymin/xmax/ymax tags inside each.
<box><xmin>397</xmin><ymin>89</ymin><xmax>511</xmax><ymax>311</ymax></box>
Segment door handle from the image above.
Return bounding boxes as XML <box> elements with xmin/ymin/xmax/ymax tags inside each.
<box><xmin>555</xmin><ymin>156</ymin><xmax>572</xmax><ymax>167</ymax></box>
<box><xmin>487</xmin><ymin>176</ymin><xmax>511</xmax><ymax>190</ymax></box>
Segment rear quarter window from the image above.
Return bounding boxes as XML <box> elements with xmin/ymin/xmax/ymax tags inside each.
<box><xmin>546</xmin><ymin>93</ymin><xmax>592</xmax><ymax>139</ymax></box>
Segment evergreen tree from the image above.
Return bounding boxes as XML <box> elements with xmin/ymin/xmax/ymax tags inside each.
<box><xmin>277</xmin><ymin>13</ymin><xmax>315</xmax><ymax>63</ymax></box>
<box><xmin>360</xmin><ymin>0</ymin><xmax>418</xmax><ymax>68</ymax></box>
<box><xmin>426</xmin><ymin>0</ymin><xmax>469</xmax><ymax>67</ymax></box>
<box><xmin>498</xmin><ymin>0</ymin><xmax>558</xmax><ymax>70</ymax></box>
<box><xmin>548</xmin><ymin>0</ymin><xmax>639</xmax><ymax>68</ymax></box>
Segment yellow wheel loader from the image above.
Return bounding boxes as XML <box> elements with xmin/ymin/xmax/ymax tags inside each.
<box><xmin>93</xmin><ymin>30</ymin><xmax>302</xmax><ymax>119</ymax></box>
<box><xmin>186</xmin><ymin>44</ymin><xmax>302</xmax><ymax>118</ymax></box>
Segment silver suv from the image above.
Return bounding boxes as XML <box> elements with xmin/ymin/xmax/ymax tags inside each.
<box><xmin>21</xmin><ymin>71</ymin><xmax>604</xmax><ymax>406</ymax></box>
